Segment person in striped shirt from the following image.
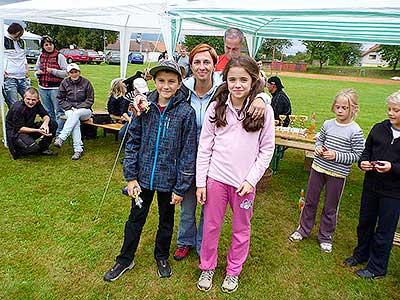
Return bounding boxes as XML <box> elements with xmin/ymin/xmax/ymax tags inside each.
<box><xmin>289</xmin><ymin>88</ymin><xmax>365</xmax><ymax>253</ymax></box>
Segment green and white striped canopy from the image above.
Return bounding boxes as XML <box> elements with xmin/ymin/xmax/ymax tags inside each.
<box><xmin>169</xmin><ymin>7</ymin><xmax>400</xmax><ymax>46</ymax></box>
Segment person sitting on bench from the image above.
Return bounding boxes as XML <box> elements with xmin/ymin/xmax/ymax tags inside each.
<box><xmin>54</xmin><ymin>63</ymin><xmax>94</xmax><ymax>160</ymax></box>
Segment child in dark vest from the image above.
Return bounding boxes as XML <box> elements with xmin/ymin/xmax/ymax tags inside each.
<box><xmin>35</xmin><ymin>36</ymin><xmax>68</xmax><ymax>135</ymax></box>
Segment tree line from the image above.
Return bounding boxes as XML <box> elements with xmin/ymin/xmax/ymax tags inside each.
<box><xmin>26</xmin><ymin>22</ymin><xmax>117</xmax><ymax>52</ymax></box>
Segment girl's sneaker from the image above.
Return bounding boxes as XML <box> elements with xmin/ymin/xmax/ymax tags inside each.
<box><xmin>197</xmin><ymin>270</ymin><xmax>214</xmax><ymax>292</ymax></box>
<box><xmin>320</xmin><ymin>242</ymin><xmax>332</xmax><ymax>253</ymax></box>
<box><xmin>221</xmin><ymin>274</ymin><xmax>239</xmax><ymax>293</ymax></box>
<box><xmin>289</xmin><ymin>231</ymin><xmax>303</xmax><ymax>242</ymax></box>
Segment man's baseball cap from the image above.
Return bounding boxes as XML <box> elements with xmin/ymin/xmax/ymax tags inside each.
<box><xmin>67</xmin><ymin>63</ymin><xmax>80</xmax><ymax>72</ymax></box>
<box><xmin>150</xmin><ymin>60</ymin><xmax>182</xmax><ymax>79</ymax></box>
<box><xmin>267</xmin><ymin>76</ymin><xmax>284</xmax><ymax>89</ymax></box>
<box><xmin>133</xmin><ymin>78</ymin><xmax>149</xmax><ymax>94</ymax></box>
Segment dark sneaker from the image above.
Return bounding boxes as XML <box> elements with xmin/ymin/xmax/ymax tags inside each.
<box><xmin>355</xmin><ymin>268</ymin><xmax>385</xmax><ymax>279</ymax></box>
<box><xmin>173</xmin><ymin>245</ymin><xmax>191</xmax><ymax>261</ymax></box>
<box><xmin>103</xmin><ymin>261</ymin><xmax>135</xmax><ymax>282</ymax></box>
<box><xmin>54</xmin><ymin>137</ymin><xmax>64</xmax><ymax>148</ymax></box>
<box><xmin>41</xmin><ymin>149</ymin><xmax>58</xmax><ymax>156</ymax></box>
<box><xmin>156</xmin><ymin>259</ymin><xmax>172</xmax><ymax>278</ymax></box>
<box><xmin>344</xmin><ymin>256</ymin><xmax>362</xmax><ymax>267</ymax></box>
<box><xmin>71</xmin><ymin>151</ymin><xmax>83</xmax><ymax>160</ymax></box>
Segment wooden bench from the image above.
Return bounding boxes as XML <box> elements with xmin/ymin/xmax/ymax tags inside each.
<box><xmin>60</xmin><ymin>111</ymin><xmax>124</xmax><ymax>141</ymax></box>
<box><xmin>82</xmin><ymin>118</ymin><xmax>123</xmax><ymax>141</ymax></box>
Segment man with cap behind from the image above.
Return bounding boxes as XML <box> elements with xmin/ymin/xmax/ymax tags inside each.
<box><xmin>103</xmin><ymin>60</ymin><xmax>196</xmax><ymax>281</ymax></box>
<box><xmin>54</xmin><ymin>63</ymin><xmax>94</xmax><ymax>160</ymax></box>
<box><xmin>267</xmin><ymin>76</ymin><xmax>292</xmax><ymax>127</ymax></box>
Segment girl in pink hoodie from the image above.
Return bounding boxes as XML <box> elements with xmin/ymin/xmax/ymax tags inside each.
<box><xmin>196</xmin><ymin>56</ymin><xmax>275</xmax><ymax>293</ymax></box>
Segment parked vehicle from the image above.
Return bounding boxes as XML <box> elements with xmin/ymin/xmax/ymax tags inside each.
<box><xmin>59</xmin><ymin>48</ymin><xmax>90</xmax><ymax>64</ymax></box>
<box><xmin>128</xmin><ymin>52</ymin><xmax>144</xmax><ymax>64</ymax></box>
<box><xmin>105</xmin><ymin>51</ymin><xmax>120</xmax><ymax>65</ymax></box>
<box><xmin>87</xmin><ymin>50</ymin><xmax>104</xmax><ymax>64</ymax></box>
<box><xmin>26</xmin><ymin>49</ymin><xmax>40</xmax><ymax>64</ymax></box>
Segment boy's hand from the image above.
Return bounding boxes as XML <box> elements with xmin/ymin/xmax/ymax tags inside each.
<box><xmin>196</xmin><ymin>187</ymin><xmax>206</xmax><ymax>205</ymax></box>
<box><xmin>247</xmin><ymin>97</ymin><xmax>265</xmax><ymax>120</ymax></box>
<box><xmin>127</xmin><ymin>180</ymin><xmax>141</xmax><ymax>198</ymax></box>
<box><xmin>374</xmin><ymin>161</ymin><xmax>391</xmax><ymax>173</ymax></box>
<box><xmin>236</xmin><ymin>181</ymin><xmax>254</xmax><ymax>197</ymax></box>
<box><xmin>170</xmin><ymin>193</ymin><xmax>183</xmax><ymax>205</ymax></box>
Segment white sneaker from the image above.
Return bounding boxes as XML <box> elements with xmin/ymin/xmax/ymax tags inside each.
<box><xmin>221</xmin><ymin>274</ymin><xmax>238</xmax><ymax>293</ymax></box>
<box><xmin>320</xmin><ymin>242</ymin><xmax>332</xmax><ymax>253</ymax></box>
<box><xmin>197</xmin><ymin>270</ymin><xmax>214</xmax><ymax>292</ymax></box>
<box><xmin>289</xmin><ymin>231</ymin><xmax>303</xmax><ymax>242</ymax></box>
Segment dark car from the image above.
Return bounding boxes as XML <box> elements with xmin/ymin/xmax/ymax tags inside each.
<box><xmin>59</xmin><ymin>48</ymin><xmax>90</xmax><ymax>64</ymax></box>
<box><xmin>105</xmin><ymin>51</ymin><xmax>120</xmax><ymax>65</ymax></box>
<box><xmin>128</xmin><ymin>52</ymin><xmax>144</xmax><ymax>64</ymax></box>
<box><xmin>87</xmin><ymin>50</ymin><xmax>104</xmax><ymax>64</ymax></box>
<box><xmin>26</xmin><ymin>49</ymin><xmax>40</xmax><ymax>64</ymax></box>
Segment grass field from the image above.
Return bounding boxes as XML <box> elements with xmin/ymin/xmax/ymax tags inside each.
<box><xmin>1</xmin><ymin>63</ymin><xmax>400</xmax><ymax>299</ymax></box>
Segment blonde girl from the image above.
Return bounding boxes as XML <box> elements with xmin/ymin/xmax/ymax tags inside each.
<box><xmin>107</xmin><ymin>78</ymin><xmax>131</xmax><ymax>142</ymax></box>
<box><xmin>289</xmin><ymin>89</ymin><xmax>365</xmax><ymax>253</ymax></box>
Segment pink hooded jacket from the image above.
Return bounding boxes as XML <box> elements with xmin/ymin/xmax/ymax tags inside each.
<box><xmin>196</xmin><ymin>96</ymin><xmax>275</xmax><ymax>189</ymax></box>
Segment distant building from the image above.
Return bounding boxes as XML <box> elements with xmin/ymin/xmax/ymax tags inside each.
<box><xmin>360</xmin><ymin>44</ymin><xmax>388</xmax><ymax>67</ymax></box>
<box><xmin>106</xmin><ymin>40</ymin><xmax>182</xmax><ymax>63</ymax></box>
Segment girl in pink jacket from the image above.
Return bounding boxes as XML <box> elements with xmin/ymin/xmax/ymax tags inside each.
<box><xmin>196</xmin><ymin>56</ymin><xmax>275</xmax><ymax>293</ymax></box>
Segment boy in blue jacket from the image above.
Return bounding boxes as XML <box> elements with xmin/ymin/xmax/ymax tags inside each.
<box><xmin>104</xmin><ymin>60</ymin><xmax>197</xmax><ymax>281</ymax></box>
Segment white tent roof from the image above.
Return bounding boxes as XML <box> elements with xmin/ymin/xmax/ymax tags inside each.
<box><xmin>1</xmin><ymin>0</ymin><xmax>400</xmax><ymax>146</ymax></box>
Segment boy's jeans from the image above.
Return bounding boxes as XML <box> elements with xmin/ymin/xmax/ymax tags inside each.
<box><xmin>4</xmin><ymin>77</ymin><xmax>30</xmax><ymax>108</ymax></box>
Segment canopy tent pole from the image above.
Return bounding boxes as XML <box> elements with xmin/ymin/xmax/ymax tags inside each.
<box><xmin>119</xmin><ymin>15</ymin><xmax>133</xmax><ymax>79</ymax></box>
<box><xmin>245</xmin><ymin>33</ymin><xmax>264</xmax><ymax>58</ymax></box>
<box><xmin>0</xmin><ymin>18</ymin><xmax>7</xmax><ymax>147</ymax></box>
<box><xmin>161</xmin><ymin>15</ymin><xmax>182</xmax><ymax>60</ymax></box>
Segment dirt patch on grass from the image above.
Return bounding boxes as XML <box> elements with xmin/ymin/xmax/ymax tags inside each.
<box><xmin>276</xmin><ymin>71</ymin><xmax>400</xmax><ymax>85</ymax></box>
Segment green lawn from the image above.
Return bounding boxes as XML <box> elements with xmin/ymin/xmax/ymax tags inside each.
<box><xmin>1</xmin><ymin>64</ymin><xmax>400</xmax><ymax>299</ymax></box>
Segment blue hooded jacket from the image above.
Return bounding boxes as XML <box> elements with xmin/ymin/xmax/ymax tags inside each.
<box><xmin>123</xmin><ymin>88</ymin><xmax>197</xmax><ymax>196</ymax></box>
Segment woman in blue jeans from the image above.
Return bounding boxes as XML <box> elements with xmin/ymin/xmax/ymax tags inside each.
<box><xmin>35</xmin><ymin>35</ymin><xmax>68</xmax><ymax>135</ymax></box>
<box><xmin>173</xmin><ymin>44</ymin><xmax>268</xmax><ymax>260</ymax></box>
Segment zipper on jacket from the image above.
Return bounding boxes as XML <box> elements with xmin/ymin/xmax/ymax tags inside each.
<box><xmin>150</xmin><ymin>100</ymin><xmax>171</xmax><ymax>189</ymax></box>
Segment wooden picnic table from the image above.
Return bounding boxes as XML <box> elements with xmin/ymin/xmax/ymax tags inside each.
<box><xmin>271</xmin><ymin>130</ymin><xmax>316</xmax><ymax>174</ymax></box>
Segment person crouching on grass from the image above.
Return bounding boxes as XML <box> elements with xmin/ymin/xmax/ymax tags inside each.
<box><xmin>103</xmin><ymin>60</ymin><xmax>197</xmax><ymax>281</ymax></box>
<box><xmin>6</xmin><ymin>87</ymin><xmax>58</xmax><ymax>159</ymax></box>
<box><xmin>195</xmin><ymin>56</ymin><xmax>275</xmax><ymax>294</ymax></box>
